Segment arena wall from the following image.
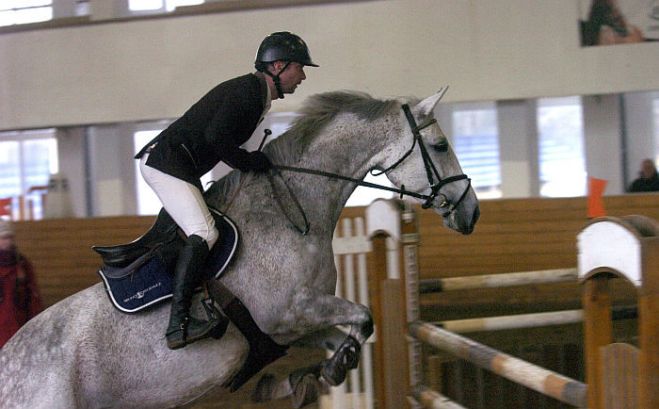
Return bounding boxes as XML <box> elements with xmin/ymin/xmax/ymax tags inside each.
<box><xmin>13</xmin><ymin>194</ymin><xmax>659</xmax><ymax>309</ymax></box>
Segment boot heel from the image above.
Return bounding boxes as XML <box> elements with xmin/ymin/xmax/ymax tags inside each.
<box><xmin>202</xmin><ymin>298</ymin><xmax>229</xmax><ymax>339</ymax></box>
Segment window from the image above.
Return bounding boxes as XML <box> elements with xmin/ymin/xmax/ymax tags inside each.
<box><xmin>0</xmin><ymin>0</ymin><xmax>52</xmax><ymax>27</ymax></box>
<box><xmin>345</xmin><ymin>173</ymin><xmax>394</xmax><ymax>207</ymax></box>
<box><xmin>537</xmin><ymin>97</ymin><xmax>586</xmax><ymax>197</ymax></box>
<box><xmin>134</xmin><ymin>130</ymin><xmax>163</xmax><ymax>215</ymax></box>
<box><xmin>129</xmin><ymin>0</ymin><xmax>203</xmax><ymax>13</ymax></box>
<box><xmin>452</xmin><ymin>104</ymin><xmax>501</xmax><ymax>199</ymax></box>
<box><xmin>0</xmin><ymin>129</ymin><xmax>58</xmax><ymax>219</ymax></box>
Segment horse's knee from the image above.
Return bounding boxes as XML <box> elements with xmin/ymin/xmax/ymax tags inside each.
<box><xmin>357</xmin><ymin>306</ymin><xmax>373</xmax><ymax>338</ymax></box>
<box><xmin>350</xmin><ymin>305</ymin><xmax>373</xmax><ymax>344</ymax></box>
<box><xmin>360</xmin><ymin>312</ymin><xmax>374</xmax><ymax>339</ymax></box>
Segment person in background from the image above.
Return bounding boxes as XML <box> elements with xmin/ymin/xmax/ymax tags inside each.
<box><xmin>0</xmin><ymin>219</ymin><xmax>43</xmax><ymax>348</ymax></box>
<box><xmin>627</xmin><ymin>158</ymin><xmax>659</xmax><ymax>193</ymax></box>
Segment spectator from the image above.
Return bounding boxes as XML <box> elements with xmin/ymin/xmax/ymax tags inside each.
<box><xmin>628</xmin><ymin>158</ymin><xmax>659</xmax><ymax>193</ymax></box>
<box><xmin>0</xmin><ymin>219</ymin><xmax>43</xmax><ymax>347</ymax></box>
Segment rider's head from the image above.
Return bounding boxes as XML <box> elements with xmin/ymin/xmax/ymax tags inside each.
<box><xmin>255</xmin><ymin>32</ymin><xmax>318</xmax><ymax>99</ymax></box>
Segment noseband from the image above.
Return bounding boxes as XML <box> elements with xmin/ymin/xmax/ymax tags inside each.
<box><xmin>395</xmin><ymin>103</ymin><xmax>471</xmax><ymax>211</ymax></box>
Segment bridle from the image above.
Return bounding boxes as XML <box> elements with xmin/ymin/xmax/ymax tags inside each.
<box><xmin>272</xmin><ymin>103</ymin><xmax>472</xmax><ymax>214</ymax></box>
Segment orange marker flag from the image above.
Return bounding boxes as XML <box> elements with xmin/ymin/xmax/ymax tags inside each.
<box><xmin>587</xmin><ymin>177</ymin><xmax>608</xmax><ymax>218</ymax></box>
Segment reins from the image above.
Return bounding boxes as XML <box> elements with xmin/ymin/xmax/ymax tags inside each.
<box><xmin>255</xmin><ymin>92</ymin><xmax>472</xmax><ymax>233</ymax></box>
<box><xmin>272</xmin><ymin>163</ymin><xmax>465</xmax><ymax>203</ymax></box>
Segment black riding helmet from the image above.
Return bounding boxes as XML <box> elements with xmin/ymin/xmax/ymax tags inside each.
<box><xmin>255</xmin><ymin>31</ymin><xmax>318</xmax><ymax>98</ymax></box>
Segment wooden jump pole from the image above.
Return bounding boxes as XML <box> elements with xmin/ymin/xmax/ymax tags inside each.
<box><xmin>419</xmin><ymin>268</ymin><xmax>577</xmax><ymax>293</ymax></box>
<box><xmin>409</xmin><ymin>321</ymin><xmax>588</xmax><ymax>407</ymax></box>
<box><xmin>412</xmin><ymin>386</ymin><xmax>467</xmax><ymax>409</ymax></box>
<box><xmin>435</xmin><ymin>306</ymin><xmax>637</xmax><ymax>333</ymax></box>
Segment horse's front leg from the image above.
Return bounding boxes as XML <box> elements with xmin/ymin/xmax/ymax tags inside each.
<box><xmin>252</xmin><ymin>327</ymin><xmax>358</xmax><ymax>408</ymax></box>
<box><xmin>252</xmin><ymin>363</ymin><xmax>326</xmax><ymax>409</ymax></box>
<box><xmin>282</xmin><ymin>294</ymin><xmax>373</xmax><ymax>386</ymax></box>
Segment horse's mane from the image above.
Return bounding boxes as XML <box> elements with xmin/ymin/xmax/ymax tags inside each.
<box><xmin>205</xmin><ymin>91</ymin><xmax>400</xmax><ymax>208</ymax></box>
<box><xmin>264</xmin><ymin>91</ymin><xmax>400</xmax><ymax>164</ymax></box>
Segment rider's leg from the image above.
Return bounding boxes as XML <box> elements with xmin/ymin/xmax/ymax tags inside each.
<box><xmin>165</xmin><ymin>234</ymin><xmax>219</xmax><ymax>349</ymax></box>
<box><xmin>139</xmin><ymin>156</ymin><xmax>223</xmax><ymax>349</ymax></box>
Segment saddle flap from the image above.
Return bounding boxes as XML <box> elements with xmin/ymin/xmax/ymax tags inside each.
<box><xmin>97</xmin><ymin>208</ymin><xmax>239</xmax><ymax>314</ymax></box>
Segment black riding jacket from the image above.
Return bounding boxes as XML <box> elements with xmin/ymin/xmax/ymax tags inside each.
<box><xmin>135</xmin><ymin>72</ymin><xmax>269</xmax><ymax>190</ymax></box>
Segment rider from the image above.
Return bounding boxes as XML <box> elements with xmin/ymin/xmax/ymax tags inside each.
<box><xmin>135</xmin><ymin>32</ymin><xmax>318</xmax><ymax>350</ymax></box>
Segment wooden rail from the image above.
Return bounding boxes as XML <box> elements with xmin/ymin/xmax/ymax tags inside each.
<box><xmin>419</xmin><ymin>268</ymin><xmax>577</xmax><ymax>293</ymax></box>
<box><xmin>409</xmin><ymin>321</ymin><xmax>587</xmax><ymax>407</ymax></box>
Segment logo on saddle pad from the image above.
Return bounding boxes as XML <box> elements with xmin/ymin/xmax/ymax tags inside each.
<box><xmin>123</xmin><ymin>282</ymin><xmax>163</xmax><ymax>303</ymax></box>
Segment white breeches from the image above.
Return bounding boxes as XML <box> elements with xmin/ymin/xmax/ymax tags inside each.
<box><xmin>139</xmin><ymin>154</ymin><xmax>219</xmax><ymax>250</ymax></box>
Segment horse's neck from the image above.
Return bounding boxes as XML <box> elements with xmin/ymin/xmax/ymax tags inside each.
<box><xmin>289</xmin><ymin>116</ymin><xmax>391</xmax><ymax>228</ymax></box>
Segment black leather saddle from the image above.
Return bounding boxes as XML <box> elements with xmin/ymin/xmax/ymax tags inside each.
<box><xmin>93</xmin><ymin>208</ymin><xmax>179</xmax><ymax>268</ymax></box>
<box><xmin>92</xmin><ymin>207</ymin><xmax>239</xmax><ymax>313</ymax></box>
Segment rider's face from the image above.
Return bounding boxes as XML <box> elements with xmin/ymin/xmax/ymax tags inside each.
<box><xmin>275</xmin><ymin>62</ymin><xmax>306</xmax><ymax>95</ymax></box>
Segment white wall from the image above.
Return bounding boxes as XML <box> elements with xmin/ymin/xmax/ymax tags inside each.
<box><xmin>1</xmin><ymin>0</ymin><xmax>658</xmax><ymax>130</ymax></box>
<box><xmin>583</xmin><ymin>95</ymin><xmax>625</xmax><ymax>194</ymax></box>
<box><xmin>497</xmin><ymin>100</ymin><xmax>540</xmax><ymax>198</ymax></box>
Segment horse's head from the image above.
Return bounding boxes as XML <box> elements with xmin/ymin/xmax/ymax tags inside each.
<box><xmin>381</xmin><ymin>91</ymin><xmax>480</xmax><ymax>234</ymax></box>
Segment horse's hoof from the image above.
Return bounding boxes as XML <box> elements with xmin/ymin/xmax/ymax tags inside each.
<box><xmin>343</xmin><ymin>337</ymin><xmax>361</xmax><ymax>369</ymax></box>
<box><xmin>252</xmin><ymin>373</ymin><xmax>276</xmax><ymax>403</ymax></box>
<box><xmin>290</xmin><ymin>373</ymin><xmax>320</xmax><ymax>409</ymax></box>
<box><xmin>320</xmin><ymin>359</ymin><xmax>347</xmax><ymax>386</ymax></box>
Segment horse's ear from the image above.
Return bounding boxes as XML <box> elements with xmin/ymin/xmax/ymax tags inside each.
<box><xmin>413</xmin><ymin>90</ymin><xmax>444</xmax><ymax>117</ymax></box>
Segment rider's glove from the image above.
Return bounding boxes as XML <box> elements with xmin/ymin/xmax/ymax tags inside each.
<box><xmin>247</xmin><ymin>151</ymin><xmax>272</xmax><ymax>173</ymax></box>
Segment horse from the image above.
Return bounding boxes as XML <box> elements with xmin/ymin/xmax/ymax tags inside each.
<box><xmin>0</xmin><ymin>89</ymin><xmax>479</xmax><ymax>409</ymax></box>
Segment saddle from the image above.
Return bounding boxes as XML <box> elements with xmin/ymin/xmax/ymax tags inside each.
<box><xmin>93</xmin><ymin>207</ymin><xmax>239</xmax><ymax>313</ymax></box>
<box><xmin>92</xmin><ymin>207</ymin><xmax>288</xmax><ymax>390</ymax></box>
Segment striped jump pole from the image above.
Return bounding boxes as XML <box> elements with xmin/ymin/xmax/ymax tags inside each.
<box><xmin>435</xmin><ymin>305</ymin><xmax>637</xmax><ymax>334</ymax></box>
<box><xmin>409</xmin><ymin>321</ymin><xmax>587</xmax><ymax>408</ymax></box>
<box><xmin>412</xmin><ymin>386</ymin><xmax>467</xmax><ymax>409</ymax></box>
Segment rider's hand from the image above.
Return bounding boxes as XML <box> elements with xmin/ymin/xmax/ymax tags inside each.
<box><xmin>248</xmin><ymin>151</ymin><xmax>272</xmax><ymax>173</ymax></box>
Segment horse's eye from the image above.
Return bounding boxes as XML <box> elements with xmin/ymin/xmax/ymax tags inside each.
<box><xmin>432</xmin><ymin>139</ymin><xmax>449</xmax><ymax>153</ymax></box>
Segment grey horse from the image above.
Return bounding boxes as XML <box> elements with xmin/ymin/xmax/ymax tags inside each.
<box><xmin>0</xmin><ymin>90</ymin><xmax>479</xmax><ymax>409</ymax></box>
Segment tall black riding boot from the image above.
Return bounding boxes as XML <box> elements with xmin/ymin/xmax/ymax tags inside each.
<box><xmin>166</xmin><ymin>234</ymin><xmax>221</xmax><ymax>350</ymax></box>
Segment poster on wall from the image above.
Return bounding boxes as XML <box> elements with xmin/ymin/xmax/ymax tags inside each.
<box><xmin>579</xmin><ymin>0</ymin><xmax>659</xmax><ymax>46</ymax></box>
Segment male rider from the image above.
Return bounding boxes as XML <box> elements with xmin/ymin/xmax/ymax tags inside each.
<box><xmin>135</xmin><ymin>32</ymin><xmax>318</xmax><ymax>349</ymax></box>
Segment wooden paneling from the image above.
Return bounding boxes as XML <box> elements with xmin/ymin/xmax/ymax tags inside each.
<box><xmin>415</xmin><ymin>194</ymin><xmax>659</xmax><ymax>315</ymax></box>
<box><xmin>12</xmin><ymin>194</ymin><xmax>659</xmax><ymax>310</ymax></box>
<box><xmin>14</xmin><ymin>216</ymin><xmax>156</xmax><ymax>307</ymax></box>
<box><xmin>417</xmin><ymin>194</ymin><xmax>659</xmax><ymax>278</ymax></box>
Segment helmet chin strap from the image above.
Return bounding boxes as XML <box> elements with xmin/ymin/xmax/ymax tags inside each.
<box><xmin>263</xmin><ymin>61</ymin><xmax>291</xmax><ymax>99</ymax></box>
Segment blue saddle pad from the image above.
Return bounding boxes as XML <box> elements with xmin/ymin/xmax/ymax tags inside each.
<box><xmin>97</xmin><ymin>209</ymin><xmax>238</xmax><ymax>313</ymax></box>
